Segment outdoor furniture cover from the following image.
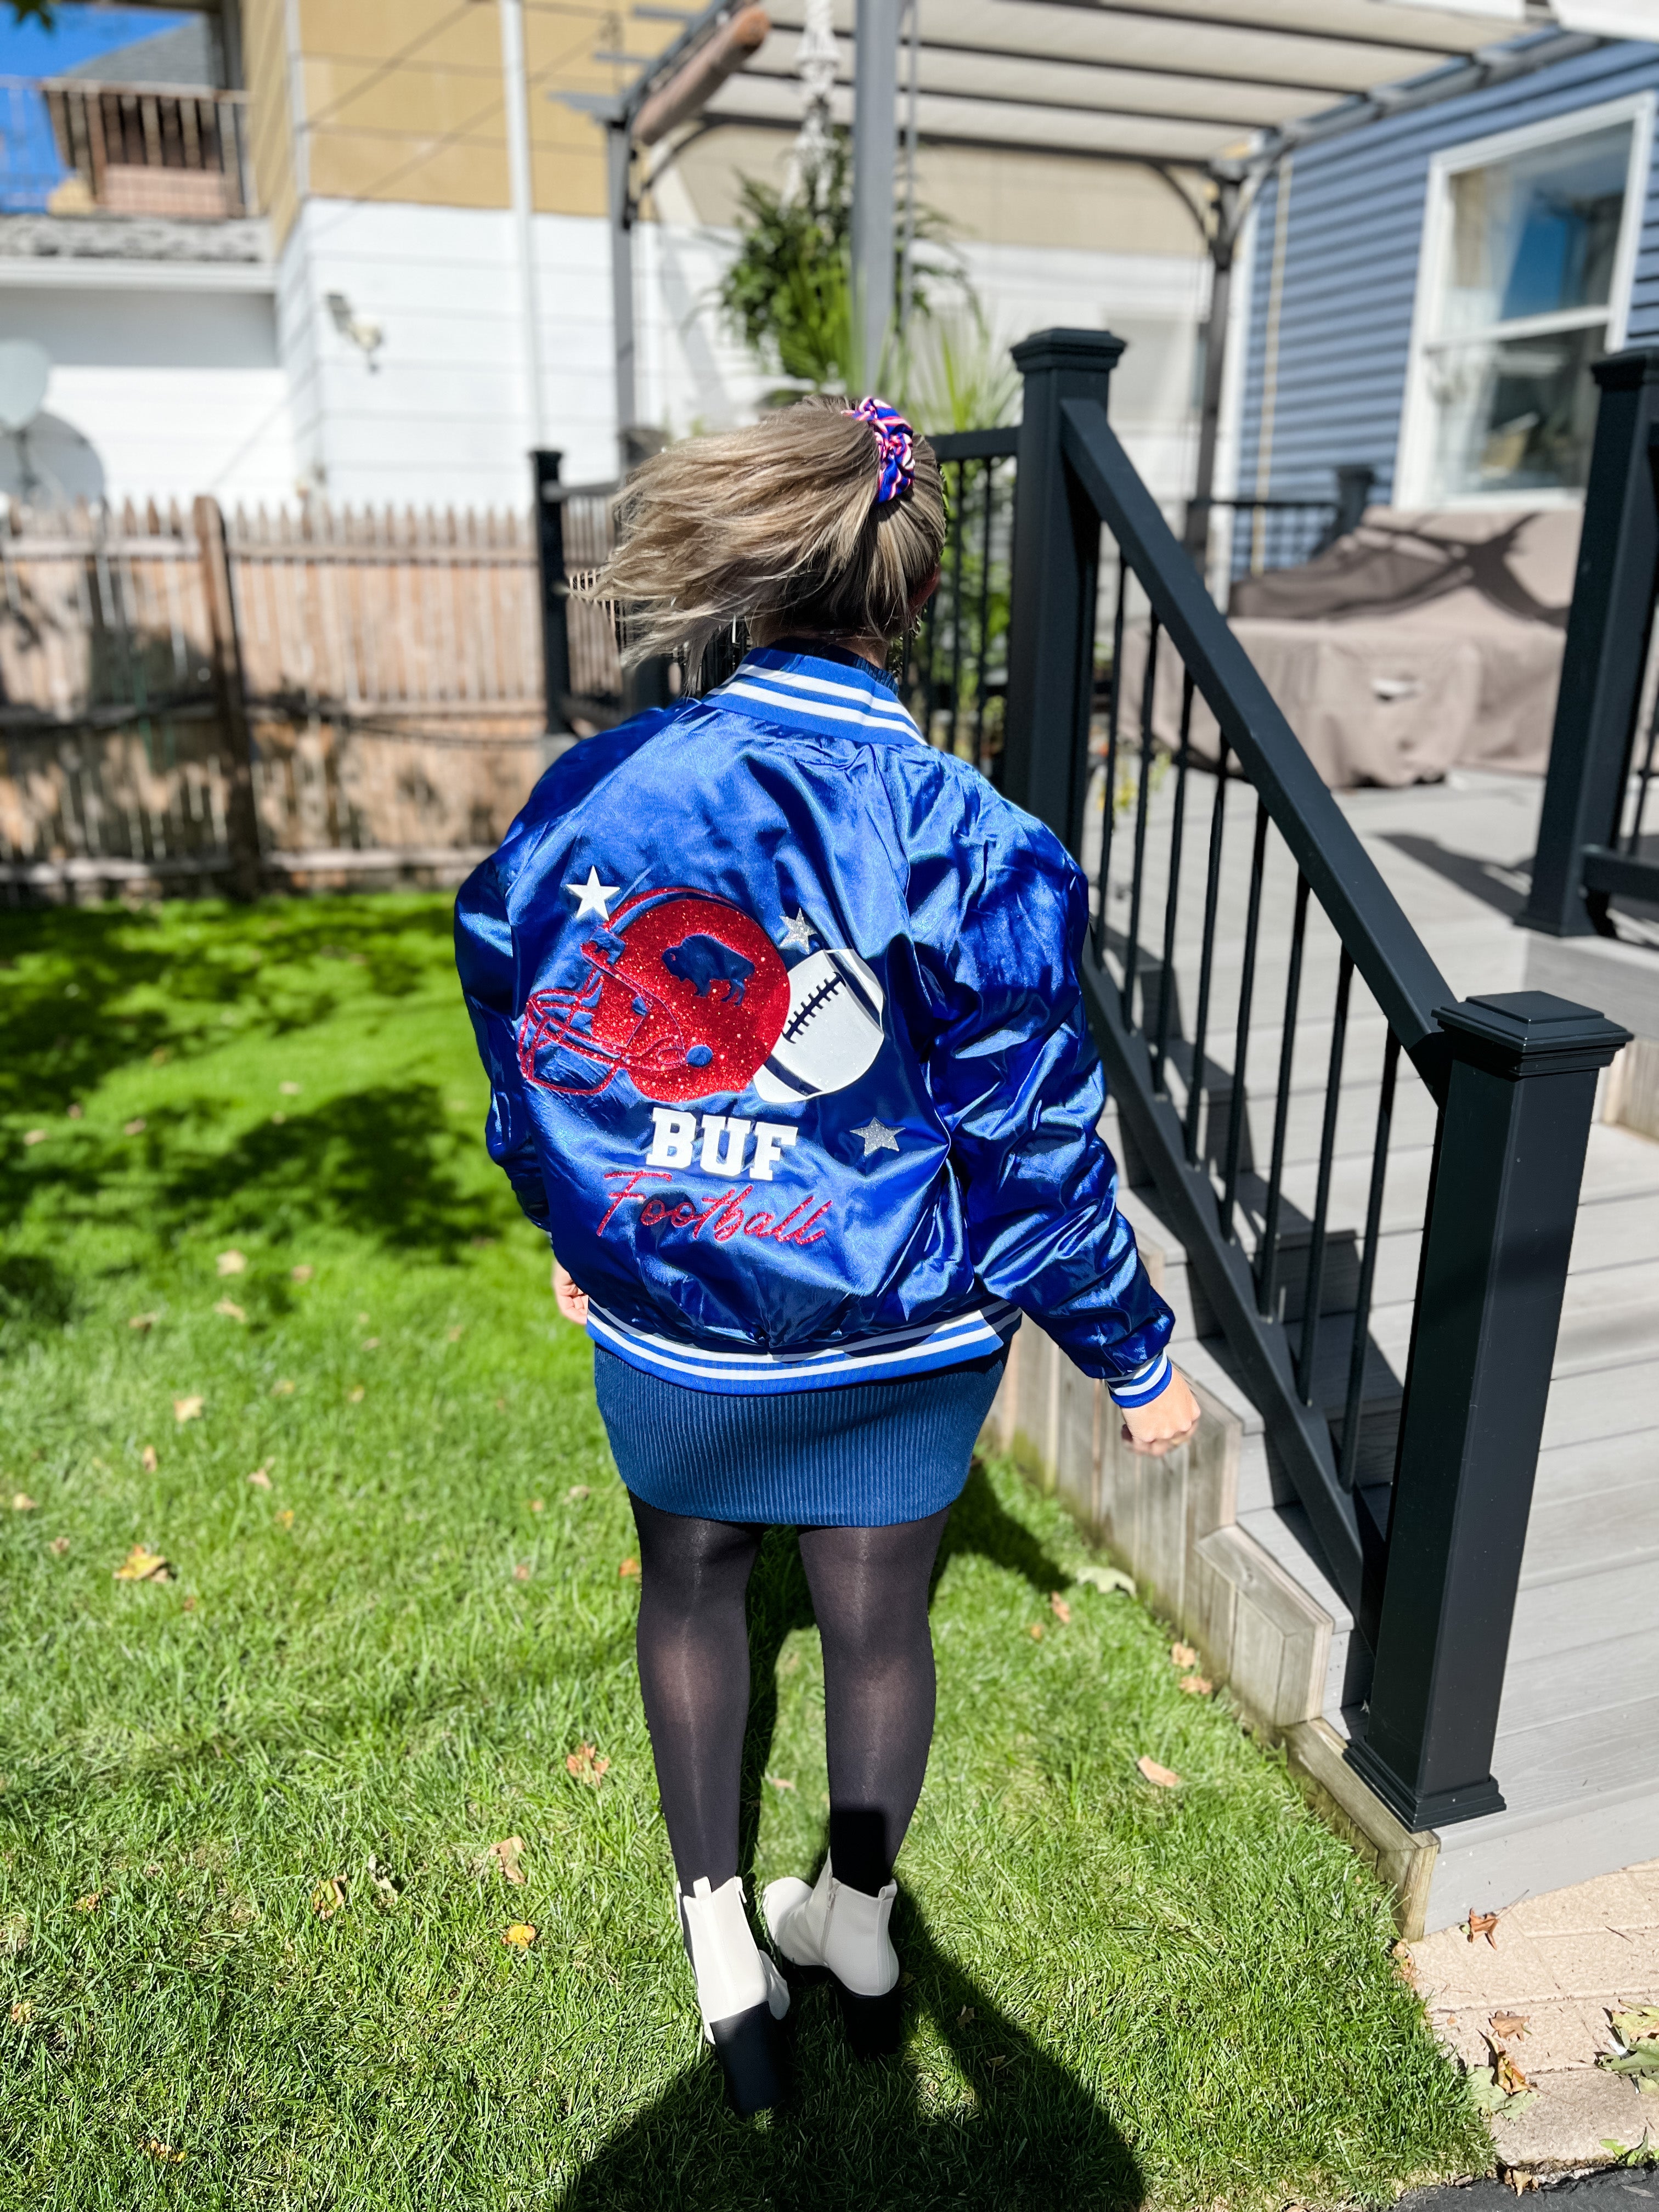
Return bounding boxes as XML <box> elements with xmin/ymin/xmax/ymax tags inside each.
<box><xmin>1115</xmin><ymin>506</ymin><xmax>1578</xmax><ymax>789</ymax></box>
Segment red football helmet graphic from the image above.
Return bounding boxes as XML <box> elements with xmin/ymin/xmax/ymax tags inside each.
<box><xmin>518</xmin><ymin>889</ymin><xmax>791</xmax><ymax>1104</ymax></box>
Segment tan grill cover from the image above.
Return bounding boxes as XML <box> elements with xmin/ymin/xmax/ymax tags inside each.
<box><xmin>1115</xmin><ymin>507</ymin><xmax>1578</xmax><ymax>788</ymax></box>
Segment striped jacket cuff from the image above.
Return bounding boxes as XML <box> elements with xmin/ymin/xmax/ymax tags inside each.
<box><xmin>1107</xmin><ymin>1350</ymin><xmax>1174</xmax><ymax>1409</ymax></box>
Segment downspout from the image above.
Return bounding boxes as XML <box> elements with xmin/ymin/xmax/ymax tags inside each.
<box><xmin>1252</xmin><ymin>154</ymin><xmax>1294</xmax><ymax>573</ymax></box>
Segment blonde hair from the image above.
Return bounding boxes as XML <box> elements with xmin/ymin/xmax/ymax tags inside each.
<box><xmin>582</xmin><ymin>396</ymin><xmax>946</xmax><ymax>672</ymax></box>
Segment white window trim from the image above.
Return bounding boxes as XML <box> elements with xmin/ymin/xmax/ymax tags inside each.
<box><xmin>1394</xmin><ymin>89</ymin><xmax>1656</xmax><ymax>509</ymax></box>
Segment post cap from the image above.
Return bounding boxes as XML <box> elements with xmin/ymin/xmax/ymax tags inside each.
<box><xmin>1011</xmin><ymin>329</ymin><xmax>1128</xmax><ymax>377</ymax></box>
<box><xmin>1437</xmin><ymin>990</ymin><xmax>1630</xmax><ymax>1078</ymax></box>
<box><xmin>1593</xmin><ymin>347</ymin><xmax>1659</xmax><ymax>393</ymax></box>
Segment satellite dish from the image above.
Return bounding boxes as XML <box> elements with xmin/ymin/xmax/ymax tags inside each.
<box><xmin>0</xmin><ymin>341</ymin><xmax>51</xmax><ymax>435</ymax></box>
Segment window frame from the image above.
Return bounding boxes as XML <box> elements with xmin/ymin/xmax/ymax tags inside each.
<box><xmin>1394</xmin><ymin>91</ymin><xmax>1656</xmax><ymax>509</ymax></box>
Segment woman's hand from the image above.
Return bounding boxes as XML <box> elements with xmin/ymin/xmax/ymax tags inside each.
<box><xmin>1120</xmin><ymin>1370</ymin><xmax>1200</xmax><ymax>1457</ymax></box>
<box><xmin>552</xmin><ymin>1260</ymin><xmax>590</xmax><ymax>1328</ymax></box>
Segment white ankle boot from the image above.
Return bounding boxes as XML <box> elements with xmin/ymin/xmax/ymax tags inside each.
<box><xmin>763</xmin><ymin>1857</ymin><xmax>902</xmax><ymax>2057</ymax></box>
<box><xmin>679</xmin><ymin>1875</ymin><xmax>789</xmax><ymax>2114</ymax></box>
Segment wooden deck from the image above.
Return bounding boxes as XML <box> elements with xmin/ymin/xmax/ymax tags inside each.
<box><xmin>1095</xmin><ymin>765</ymin><xmax>1659</xmax><ymax>1929</ymax></box>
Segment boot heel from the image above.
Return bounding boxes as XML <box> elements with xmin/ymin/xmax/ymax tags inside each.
<box><xmin>710</xmin><ymin>2000</ymin><xmax>785</xmax><ymax>2115</ymax></box>
<box><xmin>833</xmin><ymin>1976</ymin><xmax>902</xmax><ymax>2061</ymax></box>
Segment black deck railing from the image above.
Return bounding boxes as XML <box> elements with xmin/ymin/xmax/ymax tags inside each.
<box><xmin>1002</xmin><ymin>330</ymin><xmax>1626</xmax><ymax>1832</ymax></box>
<box><xmin>1523</xmin><ymin>348</ymin><xmax>1659</xmax><ymax>940</ymax></box>
<box><xmin>1188</xmin><ymin>466</ymin><xmax>1376</xmax><ymax>587</ymax></box>
<box><xmin>899</xmin><ymin>426</ymin><xmax>1019</xmax><ymax>785</ymax></box>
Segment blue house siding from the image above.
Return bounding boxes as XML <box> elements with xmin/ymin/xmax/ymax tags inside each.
<box><xmin>1237</xmin><ymin>38</ymin><xmax>1659</xmax><ymax>509</ymax></box>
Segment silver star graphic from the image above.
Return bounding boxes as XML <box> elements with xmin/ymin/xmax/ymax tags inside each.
<box><xmin>852</xmin><ymin>1116</ymin><xmax>900</xmax><ymax>1158</ymax></box>
<box><xmin>779</xmin><ymin>910</ymin><xmax>815</xmax><ymax>953</ymax></box>
<box><xmin>566</xmin><ymin>865</ymin><xmax>620</xmax><ymax>922</ymax></box>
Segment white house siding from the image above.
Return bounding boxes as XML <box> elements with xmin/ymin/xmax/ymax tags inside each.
<box><xmin>1233</xmin><ymin>37</ymin><xmax>1659</xmax><ymax>508</ymax></box>
<box><xmin>0</xmin><ymin>268</ymin><xmax>295</xmax><ymax>506</ymax></box>
<box><xmin>274</xmin><ymin>196</ymin><xmax>1205</xmax><ymax>510</ymax></box>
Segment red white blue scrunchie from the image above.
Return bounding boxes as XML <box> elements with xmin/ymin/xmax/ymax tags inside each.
<box><xmin>844</xmin><ymin>395</ymin><xmax>914</xmax><ymax>505</ymax></box>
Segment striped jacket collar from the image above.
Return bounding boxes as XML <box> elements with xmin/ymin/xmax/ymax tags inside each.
<box><xmin>711</xmin><ymin>644</ymin><xmax>925</xmax><ymax>745</ymax></box>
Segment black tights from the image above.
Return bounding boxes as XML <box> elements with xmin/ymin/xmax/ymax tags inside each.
<box><xmin>629</xmin><ymin>1493</ymin><xmax>949</xmax><ymax>1898</ymax></box>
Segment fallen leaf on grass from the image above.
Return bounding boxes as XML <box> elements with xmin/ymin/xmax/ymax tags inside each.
<box><xmin>502</xmin><ymin>1922</ymin><xmax>537</xmax><ymax>1948</ymax></box>
<box><xmin>1137</xmin><ymin>1756</ymin><xmax>1181</xmax><ymax>1788</ymax></box>
<box><xmin>216</xmin><ymin>1250</ymin><xmax>247</xmax><ymax>1276</ymax></box>
<box><xmin>173</xmin><ymin>1397</ymin><xmax>203</xmax><ymax>1424</ymax></box>
<box><xmin>279</xmin><ymin>1082</ymin><xmax>301</xmax><ymax>1097</ymax></box>
<box><xmin>566</xmin><ymin>1486</ymin><xmax>590</xmax><ymax>1502</ymax></box>
<box><xmin>1467</xmin><ymin>1910</ymin><xmax>1500</xmax><ymax>1947</ymax></box>
<box><xmin>141</xmin><ymin>1447</ymin><xmax>159</xmax><ymax>1473</ymax></box>
<box><xmin>484</xmin><ymin>1837</ymin><xmax>527</xmax><ymax>1886</ymax></box>
<box><xmin>9</xmin><ymin>2000</ymin><xmax>31</xmax><ymax>2023</ymax></box>
<box><xmin>447</xmin><ymin>1325</ymin><xmax>464</xmax><ymax>1343</ymax></box>
<box><xmin>1074</xmin><ymin>1563</ymin><xmax>1135</xmax><ymax>1596</ymax></box>
<box><xmin>291</xmin><ymin>1265</ymin><xmax>314</xmax><ymax>1284</ymax></box>
<box><xmin>128</xmin><ymin>1312</ymin><xmax>156</xmax><ymax>1332</ymax></box>
<box><xmin>74</xmin><ymin>1891</ymin><xmax>99</xmax><ymax>1914</ymax></box>
<box><xmin>181</xmin><ymin>1595</ymin><xmax>197</xmax><ymax>1612</ymax></box>
<box><xmin>150</xmin><ymin>1047</ymin><xmax>171</xmax><ymax>1066</ymax></box>
<box><xmin>1171</xmin><ymin>1643</ymin><xmax>1198</xmax><ymax>1668</ymax></box>
<box><xmin>1392</xmin><ymin>1940</ymin><xmax>1417</xmax><ymax>1985</ymax></box>
<box><xmin>22</xmin><ymin>1128</ymin><xmax>46</xmax><ymax>1146</ymax></box>
<box><xmin>272</xmin><ymin>1379</ymin><xmax>295</xmax><ymax>1396</ymax></box>
<box><xmin>12</xmin><ymin>1493</ymin><xmax>36</xmax><ymax>1511</ymax></box>
<box><xmin>366</xmin><ymin>1854</ymin><xmax>400</xmax><ymax>1908</ymax></box>
<box><xmin>347</xmin><ymin>1387</ymin><xmax>365</xmax><ymax>1404</ymax></box>
<box><xmin>361</xmin><ymin>1337</ymin><xmax>380</xmax><ymax>1351</ymax></box>
<box><xmin>528</xmin><ymin>1499</ymin><xmax>544</xmax><ymax>1514</ymax></box>
<box><xmin>565</xmin><ymin>1743</ymin><xmax>610</xmax><ymax>1786</ymax></box>
<box><xmin>270</xmin><ymin>1111</ymin><xmax>287</xmax><ymax>1127</ymax></box>
<box><xmin>123</xmin><ymin>1118</ymin><xmax>146</xmax><ymax>1136</ymax></box>
<box><xmin>765</xmin><ymin>1775</ymin><xmax>797</xmax><ymax>1793</ymax></box>
<box><xmin>247</xmin><ymin>1468</ymin><xmax>272</xmax><ymax>1489</ymax></box>
<box><xmin>66</xmin><ymin>1103</ymin><xmax>82</xmax><ymax>1121</ymax></box>
<box><xmin>1178</xmin><ymin>1674</ymin><xmax>1214</xmax><ymax>1695</ymax></box>
<box><xmin>512</xmin><ymin>1564</ymin><xmax>531</xmax><ymax>1583</ymax></box>
<box><xmin>1491</xmin><ymin>2012</ymin><xmax>1530</xmax><ymax>2041</ymax></box>
<box><xmin>142</xmin><ymin>2141</ymin><xmax>187</xmax><ymax>2164</ymax></box>
<box><xmin>49</xmin><ymin>1536</ymin><xmax>69</xmax><ymax>1556</ymax></box>
<box><xmin>0</xmin><ymin>1913</ymin><xmax>26</xmax><ymax>1956</ymax></box>
<box><xmin>1468</xmin><ymin>2068</ymin><xmax>1538</xmax><ymax>2118</ymax></box>
<box><xmin>619</xmin><ymin>1557</ymin><xmax>639</xmax><ymax>1579</ymax></box>
<box><xmin>957</xmin><ymin>2006</ymin><xmax>975</xmax><ymax>2025</ymax></box>
<box><xmin>274</xmin><ymin>1509</ymin><xmax>295</xmax><ymax>1530</ymax></box>
<box><xmin>312</xmin><ymin>1877</ymin><xmax>347</xmax><ymax>1918</ymax></box>
<box><xmin>214</xmin><ymin>1300</ymin><xmax>246</xmax><ymax>1323</ymax></box>
<box><xmin>1028</xmin><ymin>1622</ymin><xmax>1044</xmax><ymax>1641</ymax></box>
<box><xmin>1503</xmin><ymin>2171</ymin><xmax>1539</xmax><ymax>2196</ymax></box>
<box><xmin>114</xmin><ymin>1546</ymin><xmax>171</xmax><ymax>1584</ymax></box>
<box><xmin>1049</xmin><ymin>1593</ymin><xmax>1071</xmax><ymax>1624</ymax></box>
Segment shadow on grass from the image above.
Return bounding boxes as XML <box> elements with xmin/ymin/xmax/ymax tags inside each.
<box><xmin>564</xmin><ymin>1466</ymin><xmax>1128</xmax><ymax>2210</ymax></box>
<box><xmin>1</xmin><ymin>1083</ymin><xmax>497</xmax><ymax>1259</ymax></box>
<box><xmin>0</xmin><ymin>896</ymin><xmax>453</xmax><ymax>1118</ymax></box>
<box><xmin>558</xmin><ymin>1891</ymin><xmax>1142</xmax><ymax>2210</ymax></box>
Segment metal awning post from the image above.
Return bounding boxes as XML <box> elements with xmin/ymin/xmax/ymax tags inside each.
<box><xmin>851</xmin><ymin>0</ymin><xmax>900</xmax><ymax>393</ymax></box>
<box><xmin>607</xmin><ymin>120</ymin><xmax>638</xmax><ymax>456</ymax></box>
<box><xmin>1183</xmin><ymin>167</ymin><xmax>1242</xmax><ymax>567</ymax></box>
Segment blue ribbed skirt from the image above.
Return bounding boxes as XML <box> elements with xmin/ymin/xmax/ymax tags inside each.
<box><xmin>592</xmin><ymin>1345</ymin><xmax>1007</xmax><ymax>1527</ymax></box>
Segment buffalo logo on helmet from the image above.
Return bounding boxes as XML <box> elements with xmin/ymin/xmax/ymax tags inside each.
<box><xmin>517</xmin><ymin>885</ymin><xmax>886</xmax><ymax>1107</ymax></box>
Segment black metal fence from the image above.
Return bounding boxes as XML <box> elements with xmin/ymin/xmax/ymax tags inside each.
<box><xmin>1190</xmin><ymin>465</ymin><xmax>1376</xmax><ymax>587</ymax></box>
<box><xmin>1522</xmin><ymin>348</ymin><xmax>1659</xmax><ymax>940</ymax></box>
<box><xmin>1002</xmin><ymin>330</ymin><xmax>1626</xmax><ymax>1832</ymax></box>
<box><xmin>899</xmin><ymin>427</ymin><xmax>1019</xmax><ymax>784</ymax></box>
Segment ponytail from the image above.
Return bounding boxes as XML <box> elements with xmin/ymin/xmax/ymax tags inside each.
<box><xmin>580</xmin><ymin>396</ymin><xmax>946</xmax><ymax>670</ymax></box>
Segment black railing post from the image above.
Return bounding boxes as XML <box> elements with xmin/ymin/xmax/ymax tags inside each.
<box><xmin>1521</xmin><ymin>348</ymin><xmax>1659</xmax><ymax>938</ymax></box>
<box><xmin>531</xmin><ymin>448</ymin><xmax>572</xmax><ymax>735</ymax></box>
<box><xmin>1003</xmin><ymin>329</ymin><xmax>1125</xmax><ymax>857</ymax></box>
<box><xmin>1348</xmin><ymin>991</ymin><xmax>1628</xmax><ymax>1829</ymax></box>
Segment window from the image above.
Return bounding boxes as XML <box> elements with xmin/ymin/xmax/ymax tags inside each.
<box><xmin>1399</xmin><ymin>99</ymin><xmax>1653</xmax><ymax>505</ymax></box>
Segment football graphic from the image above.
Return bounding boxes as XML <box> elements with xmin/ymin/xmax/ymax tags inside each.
<box><xmin>753</xmin><ymin>947</ymin><xmax>885</xmax><ymax>1104</ymax></box>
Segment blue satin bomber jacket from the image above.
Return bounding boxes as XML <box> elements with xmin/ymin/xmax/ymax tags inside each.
<box><xmin>454</xmin><ymin>642</ymin><xmax>1175</xmax><ymax>1407</ymax></box>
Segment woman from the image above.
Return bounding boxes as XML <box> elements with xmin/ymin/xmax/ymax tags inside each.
<box><xmin>455</xmin><ymin>396</ymin><xmax>1198</xmax><ymax>2117</ymax></box>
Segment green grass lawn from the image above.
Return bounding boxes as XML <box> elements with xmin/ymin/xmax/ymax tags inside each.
<box><xmin>0</xmin><ymin>893</ymin><xmax>1489</xmax><ymax>2211</ymax></box>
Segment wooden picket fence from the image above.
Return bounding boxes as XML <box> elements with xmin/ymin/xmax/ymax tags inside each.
<box><xmin>0</xmin><ymin>495</ymin><xmax>613</xmax><ymax>900</ymax></box>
